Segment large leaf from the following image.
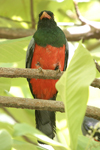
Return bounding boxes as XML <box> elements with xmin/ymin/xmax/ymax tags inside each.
<box><xmin>13</xmin><ymin>123</ymin><xmax>67</xmax><ymax>150</ymax></box>
<box><xmin>56</xmin><ymin>42</ymin><xmax>96</xmax><ymax>150</ymax></box>
<box><xmin>0</xmin><ymin>0</ymin><xmax>30</xmax><ymax>22</ymax></box>
<box><xmin>0</xmin><ymin>0</ymin><xmax>74</xmax><ymax>29</ymax></box>
<box><xmin>0</xmin><ymin>36</ymin><xmax>32</xmax><ymax>63</ymax></box>
<box><xmin>0</xmin><ymin>129</ymin><xmax>12</xmax><ymax>150</ymax></box>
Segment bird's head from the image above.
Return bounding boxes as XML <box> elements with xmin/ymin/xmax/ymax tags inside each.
<box><xmin>38</xmin><ymin>10</ymin><xmax>56</xmax><ymax>29</ymax></box>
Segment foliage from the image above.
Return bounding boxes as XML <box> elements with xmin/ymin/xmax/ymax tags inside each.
<box><xmin>0</xmin><ymin>0</ymin><xmax>100</xmax><ymax>150</ymax></box>
<box><xmin>56</xmin><ymin>42</ymin><xmax>96</xmax><ymax>150</ymax></box>
<box><xmin>0</xmin><ymin>38</ymin><xmax>98</xmax><ymax>150</ymax></box>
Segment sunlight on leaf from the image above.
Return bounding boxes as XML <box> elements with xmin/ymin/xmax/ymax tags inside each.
<box><xmin>0</xmin><ymin>78</ymin><xmax>11</xmax><ymax>96</ymax></box>
<box><xmin>0</xmin><ymin>129</ymin><xmax>12</xmax><ymax>150</ymax></box>
<box><xmin>56</xmin><ymin>41</ymin><xmax>96</xmax><ymax>150</ymax></box>
<box><xmin>13</xmin><ymin>123</ymin><xmax>67</xmax><ymax>150</ymax></box>
<box><xmin>0</xmin><ymin>36</ymin><xmax>32</xmax><ymax>63</ymax></box>
<box><xmin>13</xmin><ymin>139</ymin><xmax>40</xmax><ymax>150</ymax></box>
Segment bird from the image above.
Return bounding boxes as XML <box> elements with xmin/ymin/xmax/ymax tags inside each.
<box><xmin>82</xmin><ymin>116</ymin><xmax>100</xmax><ymax>142</ymax></box>
<box><xmin>26</xmin><ymin>10</ymin><xmax>69</xmax><ymax>140</ymax></box>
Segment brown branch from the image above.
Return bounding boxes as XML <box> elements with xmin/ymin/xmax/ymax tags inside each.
<box><xmin>0</xmin><ymin>26</ymin><xmax>100</xmax><ymax>41</ymax></box>
<box><xmin>91</xmin><ymin>78</ymin><xmax>100</xmax><ymax>89</ymax></box>
<box><xmin>63</xmin><ymin>27</ymin><xmax>100</xmax><ymax>41</ymax></box>
<box><xmin>0</xmin><ymin>28</ymin><xmax>36</xmax><ymax>39</ymax></box>
<box><xmin>74</xmin><ymin>1</ymin><xmax>86</xmax><ymax>25</ymax></box>
<box><xmin>0</xmin><ymin>67</ymin><xmax>100</xmax><ymax>89</ymax></box>
<box><xmin>30</xmin><ymin>0</ymin><xmax>35</xmax><ymax>28</ymax></box>
<box><xmin>0</xmin><ymin>2</ymin><xmax>99</xmax><ymax>41</ymax></box>
<box><xmin>74</xmin><ymin>0</ymin><xmax>100</xmax><ymax>30</ymax></box>
<box><xmin>0</xmin><ymin>2</ymin><xmax>100</xmax><ymax>41</ymax></box>
<box><xmin>1</xmin><ymin>96</ymin><xmax>100</xmax><ymax>120</ymax></box>
<box><xmin>95</xmin><ymin>60</ymin><xmax>100</xmax><ymax>72</ymax></box>
<box><xmin>0</xmin><ymin>96</ymin><xmax>65</xmax><ymax>112</ymax></box>
<box><xmin>86</xmin><ymin>106</ymin><xmax>100</xmax><ymax>120</ymax></box>
<box><xmin>0</xmin><ymin>67</ymin><xmax>63</xmax><ymax>79</ymax></box>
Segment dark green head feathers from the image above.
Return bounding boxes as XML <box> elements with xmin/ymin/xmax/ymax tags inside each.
<box><xmin>33</xmin><ymin>10</ymin><xmax>66</xmax><ymax>47</ymax></box>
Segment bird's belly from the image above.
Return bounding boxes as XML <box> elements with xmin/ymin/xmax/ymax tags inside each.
<box><xmin>30</xmin><ymin>44</ymin><xmax>65</xmax><ymax>99</ymax></box>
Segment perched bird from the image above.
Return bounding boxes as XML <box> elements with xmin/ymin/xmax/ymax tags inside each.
<box><xmin>26</xmin><ymin>10</ymin><xmax>69</xmax><ymax>139</ymax></box>
<box><xmin>82</xmin><ymin>116</ymin><xmax>100</xmax><ymax>142</ymax></box>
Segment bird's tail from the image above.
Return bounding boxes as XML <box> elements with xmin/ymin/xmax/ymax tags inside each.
<box><xmin>35</xmin><ymin>110</ymin><xmax>55</xmax><ymax>140</ymax></box>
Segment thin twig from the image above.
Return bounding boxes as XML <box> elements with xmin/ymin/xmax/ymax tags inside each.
<box><xmin>73</xmin><ymin>1</ymin><xmax>85</xmax><ymax>25</ymax></box>
<box><xmin>30</xmin><ymin>0</ymin><xmax>35</xmax><ymax>28</ymax></box>
<box><xmin>2</xmin><ymin>107</ymin><xmax>37</xmax><ymax>145</ymax></box>
<box><xmin>0</xmin><ymin>96</ymin><xmax>65</xmax><ymax>112</ymax></box>
<box><xmin>73</xmin><ymin>0</ymin><xmax>100</xmax><ymax>30</ymax></box>
<box><xmin>2</xmin><ymin>107</ymin><xmax>19</xmax><ymax>123</ymax></box>
<box><xmin>95</xmin><ymin>60</ymin><xmax>100</xmax><ymax>72</ymax></box>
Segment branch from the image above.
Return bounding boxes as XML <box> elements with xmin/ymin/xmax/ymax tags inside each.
<box><xmin>95</xmin><ymin>60</ymin><xmax>100</xmax><ymax>72</ymax></box>
<box><xmin>1</xmin><ymin>96</ymin><xmax>100</xmax><ymax>120</ymax></box>
<box><xmin>30</xmin><ymin>0</ymin><xmax>35</xmax><ymax>28</ymax></box>
<box><xmin>86</xmin><ymin>106</ymin><xmax>100</xmax><ymax>120</ymax></box>
<box><xmin>0</xmin><ymin>25</ymin><xmax>100</xmax><ymax>41</ymax></box>
<box><xmin>0</xmin><ymin>67</ymin><xmax>100</xmax><ymax>89</ymax></box>
<box><xmin>0</xmin><ymin>27</ymin><xmax>36</xmax><ymax>39</ymax></box>
<box><xmin>0</xmin><ymin>67</ymin><xmax>63</xmax><ymax>79</ymax></box>
<box><xmin>73</xmin><ymin>0</ymin><xmax>100</xmax><ymax>29</ymax></box>
<box><xmin>0</xmin><ymin>2</ymin><xmax>100</xmax><ymax>40</ymax></box>
<box><xmin>0</xmin><ymin>96</ymin><xmax>65</xmax><ymax>112</ymax></box>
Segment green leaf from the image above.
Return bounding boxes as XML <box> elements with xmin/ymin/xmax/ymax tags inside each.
<box><xmin>0</xmin><ymin>77</ymin><xmax>11</xmax><ymax>96</ymax></box>
<box><xmin>0</xmin><ymin>129</ymin><xmax>12</xmax><ymax>150</ymax></box>
<box><xmin>90</xmin><ymin>46</ymin><xmax>100</xmax><ymax>61</ymax></box>
<box><xmin>77</xmin><ymin>135</ymin><xmax>100</xmax><ymax>150</ymax></box>
<box><xmin>56</xmin><ymin>41</ymin><xmax>96</xmax><ymax>150</ymax></box>
<box><xmin>13</xmin><ymin>140</ymin><xmax>42</xmax><ymax>150</ymax></box>
<box><xmin>13</xmin><ymin>123</ymin><xmax>67</xmax><ymax>150</ymax></box>
<box><xmin>0</xmin><ymin>36</ymin><xmax>32</xmax><ymax>63</ymax></box>
<box><xmin>0</xmin><ymin>0</ymin><xmax>30</xmax><ymax>27</ymax></box>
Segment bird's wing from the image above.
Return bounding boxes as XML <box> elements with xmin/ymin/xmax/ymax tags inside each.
<box><xmin>26</xmin><ymin>37</ymin><xmax>35</xmax><ymax>68</ymax></box>
<box><xmin>64</xmin><ymin>39</ymin><xmax>69</xmax><ymax>71</ymax></box>
<box><xmin>25</xmin><ymin>37</ymin><xmax>36</xmax><ymax>97</ymax></box>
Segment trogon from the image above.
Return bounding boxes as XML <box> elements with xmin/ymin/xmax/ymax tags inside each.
<box><xmin>26</xmin><ymin>10</ymin><xmax>69</xmax><ymax>139</ymax></box>
<box><xmin>82</xmin><ymin>116</ymin><xmax>100</xmax><ymax>142</ymax></box>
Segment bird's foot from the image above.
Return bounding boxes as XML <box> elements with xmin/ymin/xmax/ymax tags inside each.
<box><xmin>38</xmin><ymin>67</ymin><xmax>44</xmax><ymax>74</ymax></box>
<box><xmin>56</xmin><ymin>69</ymin><xmax>61</xmax><ymax>74</ymax></box>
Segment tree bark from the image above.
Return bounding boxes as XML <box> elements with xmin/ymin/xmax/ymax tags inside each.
<box><xmin>0</xmin><ymin>67</ymin><xmax>100</xmax><ymax>89</ymax></box>
<box><xmin>1</xmin><ymin>96</ymin><xmax>100</xmax><ymax>120</ymax></box>
<box><xmin>0</xmin><ymin>96</ymin><xmax>64</xmax><ymax>112</ymax></box>
<box><xmin>0</xmin><ymin>26</ymin><xmax>100</xmax><ymax>41</ymax></box>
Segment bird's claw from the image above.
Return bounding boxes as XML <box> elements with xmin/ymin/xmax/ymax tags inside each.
<box><xmin>38</xmin><ymin>67</ymin><xmax>44</xmax><ymax>74</ymax></box>
<box><xmin>56</xmin><ymin>69</ymin><xmax>61</xmax><ymax>74</ymax></box>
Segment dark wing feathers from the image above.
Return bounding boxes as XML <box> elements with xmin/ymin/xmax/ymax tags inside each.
<box><xmin>25</xmin><ymin>37</ymin><xmax>36</xmax><ymax>98</ymax></box>
<box><xmin>64</xmin><ymin>39</ymin><xmax>69</xmax><ymax>71</ymax></box>
<box><xmin>26</xmin><ymin>37</ymin><xmax>35</xmax><ymax>68</ymax></box>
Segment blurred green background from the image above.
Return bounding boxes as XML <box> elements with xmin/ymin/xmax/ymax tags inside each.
<box><xmin>0</xmin><ymin>0</ymin><xmax>100</xmax><ymax>149</ymax></box>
